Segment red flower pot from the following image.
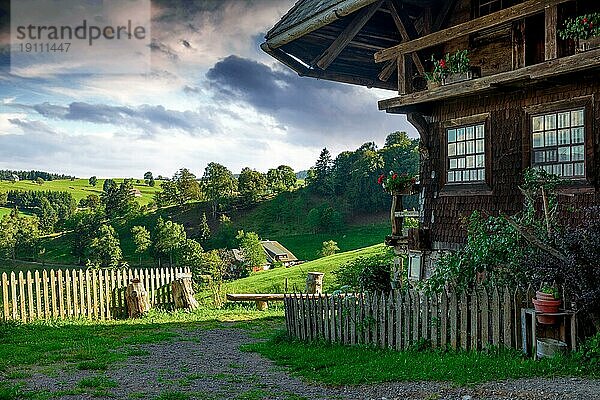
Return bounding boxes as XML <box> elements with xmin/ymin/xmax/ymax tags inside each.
<box><xmin>532</xmin><ymin>298</ymin><xmax>561</xmax><ymax>325</ymax></box>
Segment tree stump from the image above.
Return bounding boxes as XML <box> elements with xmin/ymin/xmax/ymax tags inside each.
<box><xmin>171</xmin><ymin>274</ymin><xmax>199</xmax><ymax>311</ymax></box>
<box><xmin>305</xmin><ymin>272</ymin><xmax>324</xmax><ymax>294</ymax></box>
<box><xmin>125</xmin><ymin>279</ymin><xmax>150</xmax><ymax>318</ymax></box>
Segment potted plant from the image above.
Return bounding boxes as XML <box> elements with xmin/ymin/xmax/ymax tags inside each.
<box><xmin>424</xmin><ymin>50</ymin><xmax>477</xmax><ymax>88</ymax></box>
<box><xmin>559</xmin><ymin>13</ymin><xmax>600</xmax><ymax>53</ymax></box>
<box><xmin>378</xmin><ymin>171</ymin><xmax>417</xmax><ymax>195</ymax></box>
<box><xmin>532</xmin><ymin>285</ymin><xmax>561</xmax><ymax>325</ymax></box>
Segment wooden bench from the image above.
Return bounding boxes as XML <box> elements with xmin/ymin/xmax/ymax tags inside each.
<box><xmin>226</xmin><ymin>293</ymin><xmax>321</xmax><ymax>310</ymax></box>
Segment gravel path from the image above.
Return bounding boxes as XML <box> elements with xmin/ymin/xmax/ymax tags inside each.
<box><xmin>19</xmin><ymin>327</ymin><xmax>600</xmax><ymax>399</ymax></box>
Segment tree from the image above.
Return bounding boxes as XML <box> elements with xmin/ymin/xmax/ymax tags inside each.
<box><xmin>198</xmin><ymin>249</ymin><xmax>228</xmax><ymax>307</ymax></box>
<box><xmin>179</xmin><ymin>238</ymin><xmax>204</xmax><ymax>269</ymax></box>
<box><xmin>0</xmin><ymin>192</ymin><xmax>7</xmax><ymax>206</ymax></box>
<box><xmin>153</xmin><ymin>217</ymin><xmax>187</xmax><ymax>266</ymax></box>
<box><xmin>38</xmin><ymin>197</ymin><xmax>58</xmax><ymax>234</ymax></box>
<box><xmin>148</xmin><ymin>178</ymin><xmax>156</xmax><ymax>187</ymax></box>
<box><xmin>103</xmin><ymin>178</ymin><xmax>116</xmax><ymax>193</ymax></box>
<box><xmin>238</xmin><ymin>167</ymin><xmax>267</xmax><ymax>203</ymax></box>
<box><xmin>67</xmin><ymin>210</ymin><xmax>104</xmax><ymax>264</ymax></box>
<box><xmin>131</xmin><ymin>226</ymin><xmax>151</xmax><ymax>266</ymax></box>
<box><xmin>89</xmin><ymin>176</ymin><xmax>97</xmax><ymax>187</ymax></box>
<box><xmin>89</xmin><ymin>224</ymin><xmax>123</xmax><ymax>268</ymax></box>
<box><xmin>102</xmin><ymin>180</ymin><xmax>139</xmax><ymax>220</ymax></box>
<box><xmin>309</xmin><ymin>148</ymin><xmax>333</xmax><ymax>195</ymax></box>
<box><xmin>80</xmin><ymin>194</ymin><xmax>101</xmax><ymax>210</ymax></box>
<box><xmin>198</xmin><ymin>212</ymin><xmax>211</xmax><ymax>242</ymax></box>
<box><xmin>384</xmin><ymin>131</ymin><xmax>412</xmax><ymax>148</ymax></box>
<box><xmin>266</xmin><ymin>165</ymin><xmax>297</xmax><ymax>193</ymax></box>
<box><xmin>35</xmin><ymin>177</ymin><xmax>44</xmax><ymax>185</ymax></box>
<box><xmin>320</xmin><ymin>240</ymin><xmax>340</xmax><ymax>257</ymax></box>
<box><xmin>236</xmin><ymin>230</ymin><xmax>266</xmax><ymax>270</ymax></box>
<box><xmin>0</xmin><ymin>209</ymin><xmax>40</xmax><ymax>262</ymax></box>
<box><xmin>173</xmin><ymin>168</ymin><xmax>201</xmax><ymax>205</ymax></box>
<box><xmin>144</xmin><ymin>171</ymin><xmax>153</xmax><ymax>182</ymax></box>
<box><xmin>201</xmin><ymin>163</ymin><xmax>236</xmax><ymax>217</ymax></box>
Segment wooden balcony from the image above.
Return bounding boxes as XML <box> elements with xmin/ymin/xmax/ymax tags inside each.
<box><xmin>374</xmin><ymin>0</ymin><xmax>600</xmax><ymax>113</ymax></box>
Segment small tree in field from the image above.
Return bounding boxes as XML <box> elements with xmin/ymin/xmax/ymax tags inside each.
<box><xmin>131</xmin><ymin>226</ymin><xmax>151</xmax><ymax>266</ymax></box>
<box><xmin>199</xmin><ymin>212</ymin><xmax>211</xmax><ymax>243</ymax></box>
<box><xmin>236</xmin><ymin>230</ymin><xmax>266</xmax><ymax>270</ymax></box>
<box><xmin>200</xmin><ymin>249</ymin><xmax>228</xmax><ymax>307</ymax></box>
<box><xmin>35</xmin><ymin>177</ymin><xmax>44</xmax><ymax>185</ymax></box>
<box><xmin>89</xmin><ymin>224</ymin><xmax>123</xmax><ymax>268</ymax></box>
<box><xmin>89</xmin><ymin>176</ymin><xmax>97</xmax><ymax>187</ymax></box>
<box><xmin>153</xmin><ymin>217</ymin><xmax>186</xmax><ymax>267</ymax></box>
<box><xmin>320</xmin><ymin>240</ymin><xmax>340</xmax><ymax>257</ymax></box>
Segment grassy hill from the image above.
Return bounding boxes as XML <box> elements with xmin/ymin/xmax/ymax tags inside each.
<box><xmin>0</xmin><ymin>178</ymin><xmax>161</xmax><ymax>206</ymax></box>
<box><xmin>224</xmin><ymin>244</ymin><xmax>385</xmax><ymax>294</ymax></box>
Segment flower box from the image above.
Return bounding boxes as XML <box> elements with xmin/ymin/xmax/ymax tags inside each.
<box><xmin>442</xmin><ymin>70</ymin><xmax>473</xmax><ymax>85</ymax></box>
<box><xmin>577</xmin><ymin>36</ymin><xmax>600</xmax><ymax>53</ymax></box>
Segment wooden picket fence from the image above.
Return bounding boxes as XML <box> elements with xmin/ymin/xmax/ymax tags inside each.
<box><xmin>0</xmin><ymin>266</ymin><xmax>191</xmax><ymax>322</ymax></box>
<box><xmin>284</xmin><ymin>286</ymin><xmax>527</xmax><ymax>351</ymax></box>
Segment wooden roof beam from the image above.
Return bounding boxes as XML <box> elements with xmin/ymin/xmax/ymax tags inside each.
<box><xmin>432</xmin><ymin>0</ymin><xmax>456</xmax><ymax>32</ymax></box>
<box><xmin>375</xmin><ymin>0</ymin><xmax>574</xmax><ymax>63</ymax></box>
<box><xmin>386</xmin><ymin>0</ymin><xmax>425</xmax><ymax>75</ymax></box>
<box><xmin>314</xmin><ymin>0</ymin><xmax>384</xmax><ymax>70</ymax></box>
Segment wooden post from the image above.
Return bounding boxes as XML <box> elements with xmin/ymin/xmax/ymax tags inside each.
<box><xmin>171</xmin><ymin>273</ymin><xmax>199</xmax><ymax>311</ymax></box>
<box><xmin>305</xmin><ymin>272</ymin><xmax>324</xmax><ymax>294</ymax></box>
<box><xmin>125</xmin><ymin>279</ymin><xmax>151</xmax><ymax>318</ymax></box>
<box><xmin>545</xmin><ymin>5</ymin><xmax>558</xmax><ymax>60</ymax></box>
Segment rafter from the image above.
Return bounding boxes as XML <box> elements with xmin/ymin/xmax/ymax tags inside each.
<box><xmin>313</xmin><ymin>0</ymin><xmax>384</xmax><ymax>70</ymax></box>
<box><xmin>386</xmin><ymin>0</ymin><xmax>425</xmax><ymax>75</ymax></box>
<box><xmin>432</xmin><ymin>0</ymin><xmax>457</xmax><ymax>32</ymax></box>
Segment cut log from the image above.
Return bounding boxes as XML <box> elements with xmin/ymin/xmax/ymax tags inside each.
<box><xmin>125</xmin><ymin>279</ymin><xmax>151</xmax><ymax>318</ymax></box>
<box><xmin>306</xmin><ymin>272</ymin><xmax>324</xmax><ymax>294</ymax></box>
<box><xmin>171</xmin><ymin>275</ymin><xmax>199</xmax><ymax>311</ymax></box>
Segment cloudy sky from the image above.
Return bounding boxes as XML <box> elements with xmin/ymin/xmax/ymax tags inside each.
<box><xmin>0</xmin><ymin>0</ymin><xmax>415</xmax><ymax>178</ymax></box>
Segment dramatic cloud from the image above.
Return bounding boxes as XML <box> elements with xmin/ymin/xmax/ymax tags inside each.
<box><xmin>19</xmin><ymin>102</ymin><xmax>215</xmax><ymax>136</ymax></box>
<box><xmin>205</xmin><ymin>55</ymin><xmax>412</xmax><ymax>147</ymax></box>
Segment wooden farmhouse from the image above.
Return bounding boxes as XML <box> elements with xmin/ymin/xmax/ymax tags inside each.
<box><xmin>262</xmin><ymin>0</ymin><xmax>600</xmax><ymax>279</ymax></box>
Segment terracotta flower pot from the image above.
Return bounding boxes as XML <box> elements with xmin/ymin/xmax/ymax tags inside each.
<box><xmin>532</xmin><ymin>298</ymin><xmax>561</xmax><ymax>325</ymax></box>
<box><xmin>536</xmin><ymin>291</ymin><xmax>557</xmax><ymax>302</ymax></box>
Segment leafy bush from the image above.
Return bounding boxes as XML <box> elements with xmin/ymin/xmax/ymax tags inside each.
<box><xmin>577</xmin><ymin>332</ymin><xmax>600</xmax><ymax>365</ymax></box>
<box><xmin>334</xmin><ymin>247</ymin><xmax>394</xmax><ymax>292</ymax></box>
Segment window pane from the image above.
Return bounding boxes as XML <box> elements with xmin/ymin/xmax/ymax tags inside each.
<box><xmin>466</xmin><ymin>155</ymin><xmax>475</xmax><ymax>168</ymax></box>
<box><xmin>533</xmin><ymin>133</ymin><xmax>543</xmax><ymax>148</ymax></box>
<box><xmin>553</xmin><ymin>164</ymin><xmax>562</xmax><ymax>176</ymax></box>
<box><xmin>558</xmin><ymin>112</ymin><xmax>570</xmax><ymax>128</ymax></box>
<box><xmin>572</xmin><ymin>127</ymin><xmax>584</xmax><ymax>144</ymax></box>
<box><xmin>572</xmin><ymin>145</ymin><xmax>584</xmax><ymax>161</ymax></box>
<box><xmin>448</xmin><ymin>129</ymin><xmax>456</xmax><ymax>143</ymax></box>
<box><xmin>450</xmin><ymin>159</ymin><xmax>457</xmax><ymax>169</ymax></box>
<box><xmin>545</xmin><ymin>149</ymin><xmax>557</xmax><ymax>162</ymax></box>
<box><xmin>476</xmin><ymin>139</ymin><xmax>484</xmax><ymax>153</ymax></box>
<box><xmin>466</xmin><ymin>126</ymin><xmax>474</xmax><ymax>140</ymax></box>
<box><xmin>448</xmin><ymin>171</ymin><xmax>455</xmax><ymax>182</ymax></box>
<box><xmin>564</xmin><ymin>163</ymin><xmax>573</xmax><ymax>177</ymax></box>
<box><xmin>574</xmin><ymin>162</ymin><xmax>585</xmax><ymax>176</ymax></box>
<box><xmin>543</xmin><ymin>165</ymin><xmax>553</xmax><ymax>173</ymax></box>
<box><xmin>545</xmin><ymin>114</ymin><xmax>556</xmax><ymax>130</ymax></box>
<box><xmin>457</xmin><ymin>128</ymin><xmax>465</xmax><ymax>141</ymax></box>
<box><xmin>476</xmin><ymin>124</ymin><xmax>484</xmax><ymax>139</ymax></box>
<box><xmin>571</xmin><ymin>109</ymin><xmax>584</xmax><ymax>126</ymax></box>
<box><xmin>476</xmin><ymin>154</ymin><xmax>485</xmax><ymax>167</ymax></box>
<box><xmin>558</xmin><ymin>147</ymin><xmax>570</xmax><ymax>162</ymax></box>
<box><xmin>458</xmin><ymin>158</ymin><xmax>465</xmax><ymax>169</ymax></box>
<box><xmin>532</xmin><ymin>116</ymin><xmax>544</xmax><ymax>132</ymax></box>
<box><xmin>471</xmin><ymin>170</ymin><xmax>478</xmax><ymax>181</ymax></box>
<box><xmin>545</xmin><ymin>130</ymin><xmax>557</xmax><ymax>146</ymax></box>
<box><xmin>455</xmin><ymin>171</ymin><xmax>462</xmax><ymax>181</ymax></box>
<box><xmin>457</xmin><ymin>142</ymin><xmax>465</xmax><ymax>155</ymax></box>
<box><xmin>534</xmin><ymin>151</ymin><xmax>544</xmax><ymax>163</ymax></box>
<box><xmin>448</xmin><ymin>143</ymin><xmax>456</xmax><ymax>156</ymax></box>
<box><xmin>478</xmin><ymin>169</ymin><xmax>485</xmax><ymax>181</ymax></box>
<box><xmin>466</xmin><ymin>140</ymin><xmax>475</xmax><ymax>154</ymax></box>
<box><xmin>558</xmin><ymin>129</ymin><xmax>570</xmax><ymax>145</ymax></box>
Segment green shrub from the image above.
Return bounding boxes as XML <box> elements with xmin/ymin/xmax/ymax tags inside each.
<box><xmin>334</xmin><ymin>247</ymin><xmax>394</xmax><ymax>292</ymax></box>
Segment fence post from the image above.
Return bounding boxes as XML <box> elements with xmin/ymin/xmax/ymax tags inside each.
<box><xmin>18</xmin><ymin>271</ymin><xmax>26</xmax><ymax>322</ymax></box>
<box><xmin>480</xmin><ymin>287</ymin><xmax>489</xmax><ymax>348</ymax></box>
<box><xmin>470</xmin><ymin>290</ymin><xmax>479</xmax><ymax>351</ymax></box>
<box><xmin>503</xmin><ymin>286</ymin><xmax>513</xmax><ymax>348</ymax></box>
<box><xmin>492</xmin><ymin>287</ymin><xmax>501</xmax><ymax>346</ymax></box>
<box><xmin>26</xmin><ymin>271</ymin><xmax>34</xmax><ymax>321</ymax></box>
<box><xmin>430</xmin><ymin>293</ymin><xmax>438</xmax><ymax>349</ymax></box>
<box><xmin>460</xmin><ymin>291</ymin><xmax>468</xmax><ymax>350</ymax></box>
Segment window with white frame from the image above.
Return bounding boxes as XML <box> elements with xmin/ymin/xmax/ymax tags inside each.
<box><xmin>531</xmin><ymin>108</ymin><xmax>585</xmax><ymax>178</ymax></box>
<box><xmin>447</xmin><ymin>123</ymin><xmax>486</xmax><ymax>184</ymax></box>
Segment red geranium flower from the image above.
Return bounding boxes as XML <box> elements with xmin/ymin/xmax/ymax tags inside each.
<box><xmin>377</xmin><ymin>174</ymin><xmax>384</xmax><ymax>185</ymax></box>
<box><xmin>439</xmin><ymin>59</ymin><xmax>447</xmax><ymax>69</ymax></box>
<box><xmin>392</xmin><ymin>173</ymin><xmax>398</xmax><ymax>180</ymax></box>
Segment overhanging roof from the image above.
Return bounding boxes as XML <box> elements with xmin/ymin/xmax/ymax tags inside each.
<box><xmin>262</xmin><ymin>0</ymin><xmax>445</xmax><ymax>90</ymax></box>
